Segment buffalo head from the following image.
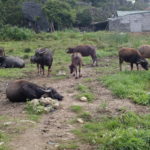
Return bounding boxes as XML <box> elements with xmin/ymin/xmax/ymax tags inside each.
<box><xmin>138</xmin><ymin>59</ymin><xmax>149</xmax><ymax>70</ymax></box>
<box><xmin>43</xmin><ymin>88</ymin><xmax>63</xmax><ymax>101</ymax></box>
<box><xmin>69</xmin><ymin>64</ymin><xmax>75</xmax><ymax>74</ymax></box>
<box><xmin>66</xmin><ymin>48</ymin><xmax>74</xmax><ymax>54</ymax></box>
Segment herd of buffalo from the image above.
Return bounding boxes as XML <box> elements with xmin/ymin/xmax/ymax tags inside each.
<box><xmin>0</xmin><ymin>44</ymin><xmax>150</xmax><ymax>103</ymax></box>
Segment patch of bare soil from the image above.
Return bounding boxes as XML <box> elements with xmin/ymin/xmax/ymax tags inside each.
<box><xmin>0</xmin><ymin>59</ymin><xmax>149</xmax><ymax>150</ymax></box>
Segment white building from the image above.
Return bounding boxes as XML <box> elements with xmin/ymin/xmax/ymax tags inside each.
<box><xmin>108</xmin><ymin>11</ymin><xmax>150</xmax><ymax>32</ymax></box>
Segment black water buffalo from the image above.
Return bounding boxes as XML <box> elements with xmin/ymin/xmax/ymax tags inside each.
<box><xmin>0</xmin><ymin>56</ymin><xmax>25</xmax><ymax>68</ymax></box>
<box><xmin>67</xmin><ymin>45</ymin><xmax>98</xmax><ymax>66</ymax></box>
<box><xmin>119</xmin><ymin>48</ymin><xmax>149</xmax><ymax>71</ymax></box>
<box><xmin>31</xmin><ymin>48</ymin><xmax>53</xmax><ymax>76</ymax></box>
<box><xmin>6</xmin><ymin>80</ymin><xmax>64</xmax><ymax>102</ymax></box>
<box><xmin>0</xmin><ymin>48</ymin><xmax>5</xmax><ymax>56</ymax></box>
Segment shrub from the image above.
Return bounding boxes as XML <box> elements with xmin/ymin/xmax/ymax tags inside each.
<box><xmin>0</xmin><ymin>25</ymin><xmax>34</xmax><ymax>40</ymax></box>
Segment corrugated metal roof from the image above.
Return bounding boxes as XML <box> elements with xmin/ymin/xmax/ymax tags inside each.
<box><xmin>117</xmin><ymin>10</ymin><xmax>150</xmax><ymax>17</ymax></box>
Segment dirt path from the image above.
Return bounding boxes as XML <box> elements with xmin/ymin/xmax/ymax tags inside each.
<box><xmin>1</xmin><ymin>63</ymin><xmax>150</xmax><ymax>150</ymax></box>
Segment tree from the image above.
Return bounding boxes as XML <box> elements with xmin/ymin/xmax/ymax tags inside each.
<box><xmin>43</xmin><ymin>0</ymin><xmax>75</xmax><ymax>31</ymax></box>
<box><xmin>76</xmin><ymin>9</ymin><xmax>92</xmax><ymax>27</ymax></box>
<box><xmin>0</xmin><ymin>0</ymin><xmax>24</xmax><ymax>26</ymax></box>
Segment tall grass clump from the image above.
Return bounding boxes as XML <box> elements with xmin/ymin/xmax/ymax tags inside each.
<box><xmin>0</xmin><ymin>25</ymin><xmax>35</xmax><ymax>41</ymax></box>
<box><xmin>0</xmin><ymin>131</ymin><xmax>9</xmax><ymax>150</ymax></box>
<box><xmin>101</xmin><ymin>71</ymin><xmax>150</xmax><ymax>105</ymax></box>
<box><xmin>75</xmin><ymin>84</ymin><xmax>95</xmax><ymax>102</ymax></box>
<box><xmin>74</xmin><ymin>112</ymin><xmax>150</xmax><ymax>150</ymax></box>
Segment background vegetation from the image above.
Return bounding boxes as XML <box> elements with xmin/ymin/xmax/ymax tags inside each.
<box><xmin>0</xmin><ymin>0</ymin><xmax>149</xmax><ymax>31</ymax></box>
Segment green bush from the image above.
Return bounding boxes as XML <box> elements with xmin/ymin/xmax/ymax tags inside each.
<box><xmin>0</xmin><ymin>25</ymin><xmax>34</xmax><ymax>40</ymax></box>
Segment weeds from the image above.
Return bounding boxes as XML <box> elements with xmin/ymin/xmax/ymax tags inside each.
<box><xmin>58</xmin><ymin>142</ymin><xmax>79</xmax><ymax>150</ymax></box>
<box><xmin>75</xmin><ymin>84</ymin><xmax>95</xmax><ymax>102</ymax></box>
<box><xmin>70</xmin><ymin>105</ymin><xmax>83</xmax><ymax>113</ymax></box>
<box><xmin>78</xmin><ymin>112</ymin><xmax>92</xmax><ymax>122</ymax></box>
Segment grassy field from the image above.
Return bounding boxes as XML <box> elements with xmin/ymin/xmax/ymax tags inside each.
<box><xmin>74</xmin><ymin>112</ymin><xmax>150</xmax><ymax>150</ymax></box>
<box><xmin>0</xmin><ymin>30</ymin><xmax>150</xmax><ymax>150</ymax></box>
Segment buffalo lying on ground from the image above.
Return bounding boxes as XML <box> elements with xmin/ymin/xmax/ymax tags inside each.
<box><xmin>0</xmin><ymin>56</ymin><xmax>25</xmax><ymax>68</ymax></box>
<box><xmin>31</xmin><ymin>48</ymin><xmax>53</xmax><ymax>76</ymax></box>
<box><xmin>138</xmin><ymin>45</ymin><xmax>150</xmax><ymax>58</ymax></box>
<box><xmin>67</xmin><ymin>45</ymin><xmax>98</xmax><ymax>66</ymax></box>
<box><xmin>69</xmin><ymin>53</ymin><xmax>82</xmax><ymax>79</ymax></box>
<box><xmin>0</xmin><ymin>48</ymin><xmax>5</xmax><ymax>56</ymax></box>
<box><xmin>119</xmin><ymin>48</ymin><xmax>149</xmax><ymax>71</ymax></box>
<box><xmin>6</xmin><ymin>80</ymin><xmax>64</xmax><ymax>102</ymax></box>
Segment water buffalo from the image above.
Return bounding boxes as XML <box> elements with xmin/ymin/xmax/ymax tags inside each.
<box><xmin>67</xmin><ymin>45</ymin><xmax>98</xmax><ymax>66</ymax></box>
<box><xmin>0</xmin><ymin>48</ymin><xmax>5</xmax><ymax>56</ymax></box>
<box><xmin>138</xmin><ymin>45</ymin><xmax>150</xmax><ymax>58</ymax></box>
<box><xmin>6</xmin><ymin>80</ymin><xmax>64</xmax><ymax>102</ymax></box>
<box><xmin>69</xmin><ymin>53</ymin><xmax>82</xmax><ymax>79</ymax></box>
<box><xmin>119</xmin><ymin>48</ymin><xmax>149</xmax><ymax>71</ymax></box>
<box><xmin>31</xmin><ymin>48</ymin><xmax>53</xmax><ymax>76</ymax></box>
<box><xmin>0</xmin><ymin>56</ymin><xmax>25</xmax><ymax>68</ymax></box>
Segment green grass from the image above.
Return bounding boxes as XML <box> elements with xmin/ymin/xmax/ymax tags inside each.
<box><xmin>0</xmin><ymin>132</ymin><xmax>9</xmax><ymax>150</ymax></box>
<box><xmin>74</xmin><ymin>112</ymin><xmax>150</xmax><ymax>150</ymax></box>
<box><xmin>100</xmin><ymin>71</ymin><xmax>150</xmax><ymax>105</ymax></box>
<box><xmin>1</xmin><ymin>30</ymin><xmax>150</xmax><ymax>149</ymax></box>
<box><xmin>78</xmin><ymin>112</ymin><xmax>92</xmax><ymax>122</ymax></box>
<box><xmin>75</xmin><ymin>83</ymin><xmax>95</xmax><ymax>102</ymax></box>
<box><xmin>1</xmin><ymin>30</ymin><xmax>150</xmax><ymax>79</ymax></box>
<box><xmin>70</xmin><ymin>105</ymin><xmax>83</xmax><ymax>113</ymax></box>
<box><xmin>57</xmin><ymin>142</ymin><xmax>79</xmax><ymax>150</ymax></box>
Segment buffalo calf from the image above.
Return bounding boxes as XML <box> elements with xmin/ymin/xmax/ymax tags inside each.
<box><xmin>69</xmin><ymin>53</ymin><xmax>82</xmax><ymax>79</ymax></box>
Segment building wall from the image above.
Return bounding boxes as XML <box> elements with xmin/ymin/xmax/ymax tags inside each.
<box><xmin>109</xmin><ymin>13</ymin><xmax>150</xmax><ymax>32</ymax></box>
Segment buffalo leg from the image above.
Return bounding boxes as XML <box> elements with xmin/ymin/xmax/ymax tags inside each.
<box><xmin>75</xmin><ymin>67</ymin><xmax>78</xmax><ymax>79</ymax></box>
<box><xmin>47</xmin><ymin>66</ymin><xmax>51</xmax><ymax>77</ymax></box>
<box><xmin>119</xmin><ymin>58</ymin><xmax>123</xmax><ymax>71</ymax></box>
<box><xmin>91</xmin><ymin>55</ymin><xmax>98</xmax><ymax>66</ymax></box>
<box><xmin>130</xmin><ymin>63</ymin><xmax>133</xmax><ymax>71</ymax></box>
<box><xmin>37</xmin><ymin>64</ymin><xmax>40</xmax><ymax>74</ymax></box>
<box><xmin>79</xmin><ymin>65</ymin><xmax>82</xmax><ymax>78</ymax></box>
<box><xmin>41</xmin><ymin>65</ymin><xmax>45</xmax><ymax>75</ymax></box>
<box><xmin>136</xmin><ymin>64</ymin><xmax>139</xmax><ymax>70</ymax></box>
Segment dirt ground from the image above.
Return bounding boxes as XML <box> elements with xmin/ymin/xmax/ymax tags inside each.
<box><xmin>0</xmin><ymin>59</ymin><xmax>150</xmax><ymax>150</ymax></box>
